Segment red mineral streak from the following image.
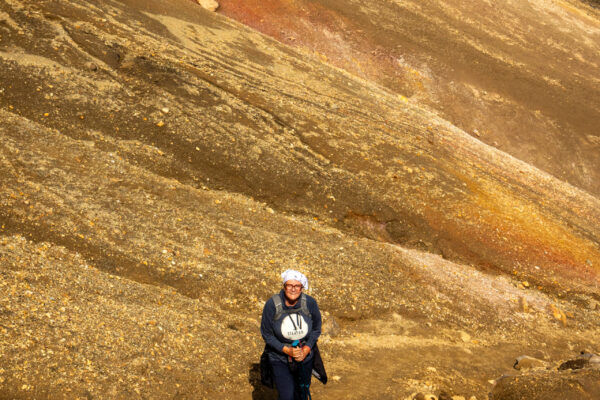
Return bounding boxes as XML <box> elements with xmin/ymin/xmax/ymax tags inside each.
<box><xmin>218</xmin><ymin>0</ymin><xmax>417</xmax><ymax>96</ymax></box>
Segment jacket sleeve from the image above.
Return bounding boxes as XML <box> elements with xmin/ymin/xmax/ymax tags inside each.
<box><xmin>261</xmin><ymin>297</ymin><xmax>286</xmax><ymax>353</ymax></box>
<box><xmin>305</xmin><ymin>297</ymin><xmax>322</xmax><ymax>349</ymax></box>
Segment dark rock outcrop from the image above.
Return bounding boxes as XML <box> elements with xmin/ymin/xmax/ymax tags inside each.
<box><xmin>490</xmin><ymin>368</ymin><xmax>600</xmax><ymax>400</ymax></box>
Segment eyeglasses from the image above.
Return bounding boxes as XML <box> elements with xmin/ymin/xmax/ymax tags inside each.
<box><xmin>284</xmin><ymin>284</ymin><xmax>303</xmax><ymax>291</ymax></box>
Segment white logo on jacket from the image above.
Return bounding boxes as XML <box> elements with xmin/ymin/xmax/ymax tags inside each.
<box><xmin>280</xmin><ymin>313</ymin><xmax>309</xmax><ymax>340</ymax></box>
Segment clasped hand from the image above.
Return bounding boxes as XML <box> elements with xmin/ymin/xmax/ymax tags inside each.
<box><xmin>293</xmin><ymin>345</ymin><xmax>310</xmax><ymax>362</ymax></box>
<box><xmin>284</xmin><ymin>345</ymin><xmax>310</xmax><ymax>362</ymax></box>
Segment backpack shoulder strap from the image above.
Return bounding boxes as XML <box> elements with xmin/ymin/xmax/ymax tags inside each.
<box><xmin>300</xmin><ymin>293</ymin><xmax>310</xmax><ymax>318</ymax></box>
<box><xmin>273</xmin><ymin>293</ymin><xmax>311</xmax><ymax>321</ymax></box>
<box><xmin>272</xmin><ymin>294</ymin><xmax>284</xmax><ymax>321</ymax></box>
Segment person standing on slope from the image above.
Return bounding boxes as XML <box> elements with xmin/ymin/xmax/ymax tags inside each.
<box><xmin>261</xmin><ymin>270</ymin><xmax>322</xmax><ymax>400</ymax></box>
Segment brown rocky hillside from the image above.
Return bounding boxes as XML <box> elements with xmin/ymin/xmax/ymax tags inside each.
<box><xmin>0</xmin><ymin>0</ymin><xmax>599</xmax><ymax>399</ymax></box>
<box><xmin>219</xmin><ymin>0</ymin><xmax>600</xmax><ymax>196</ymax></box>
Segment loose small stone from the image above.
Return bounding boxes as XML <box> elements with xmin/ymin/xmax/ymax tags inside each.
<box><xmin>196</xmin><ymin>0</ymin><xmax>219</xmax><ymax>11</ymax></box>
<box><xmin>85</xmin><ymin>62</ymin><xmax>98</xmax><ymax>71</ymax></box>
<box><xmin>513</xmin><ymin>355</ymin><xmax>546</xmax><ymax>370</ymax></box>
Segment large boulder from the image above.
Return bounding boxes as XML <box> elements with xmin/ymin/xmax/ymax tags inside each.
<box><xmin>490</xmin><ymin>368</ymin><xmax>600</xmax><ymax>400</ymax></box>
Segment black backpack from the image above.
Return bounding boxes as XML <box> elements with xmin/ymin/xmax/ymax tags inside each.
<box><xmin>260</xmin><ymin>346</ymin><xmax>275</xmax><ymax>388</ymax></box>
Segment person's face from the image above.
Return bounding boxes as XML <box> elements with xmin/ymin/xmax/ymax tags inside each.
<box><xmin>283</xmin><ymin>279</ymin><xmax>303</xmax><ymax>302</ymax></box>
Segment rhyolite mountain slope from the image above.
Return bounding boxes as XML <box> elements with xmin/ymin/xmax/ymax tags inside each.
<box><xmin>219</xmin><ymin>0</ymin><xmax>600</xmax><ymax>196</ymax></box>
<box><xmin>0</xmin><ymin>0</ymin><xmax>599</xmax><ymax>399</ymax></box>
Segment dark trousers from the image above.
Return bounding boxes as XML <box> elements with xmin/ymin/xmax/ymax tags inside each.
<box><xmin>271</xmin><ymin>358</ymin><xmax>313</xmax><ymax>400</ymax></box>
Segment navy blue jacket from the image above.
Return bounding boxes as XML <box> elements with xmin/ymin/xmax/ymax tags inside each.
<box><xmin>261</xmin><ymin>290</ymin><xmax>322</xmax><ymax>363</ymax></box>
